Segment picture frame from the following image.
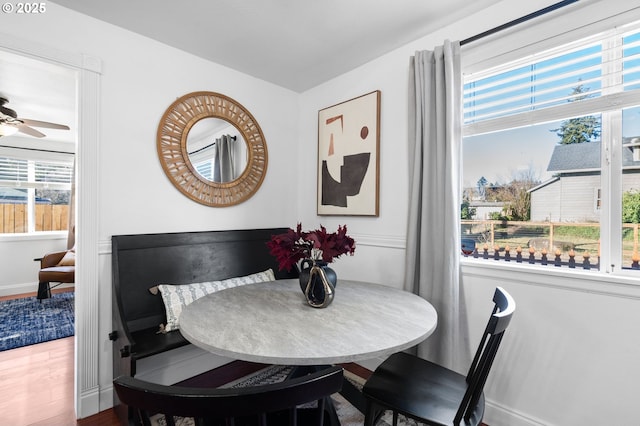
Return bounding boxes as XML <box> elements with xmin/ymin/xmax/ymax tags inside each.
<box><xmin>317</xmin><ymin>90</ymin><xmax>380</xmax><ymax>216</ymax></box>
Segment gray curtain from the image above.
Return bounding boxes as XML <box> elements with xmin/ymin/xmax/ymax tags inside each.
<box><xmin>213</xmin><ymin>135</ymin><xmax>235</xmax><ymax>182</ymax></box>
<box><xmin>404</xmin><ymin>41</ymin><xmax>469</xmax><ymax>372</ymax></box>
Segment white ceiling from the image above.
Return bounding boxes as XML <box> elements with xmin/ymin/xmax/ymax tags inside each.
<box><xmin>2</xmin><ymin>0</ymin><xmax>540</xmax><ymax>147</ymax></box>
<box><xmin>49</xmin><ymin>0</ymin><xmax>507</xmax><ymax>92</ymax></box>
<box><xmin>0</xmin><ymin>51</ymin><xmax>77</xmax><ymax>148</ymax></box>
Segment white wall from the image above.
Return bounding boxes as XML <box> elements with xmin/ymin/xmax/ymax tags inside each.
<box><xmin>4</xmin><ymin>0</ymin><xmax>640</xmax><ymax>424</ymax></box>
<box><xmin>296</xmin><ymin>0</ymin><xmax>580</xmax><ymax>284</ymax></box>
<box><xmin>0</xmin><ymin>233</ymin><xmax>68</xmax><ymax>296</ymax></box>
<box><xmin>299</xmin><ymin>0</ymin><xmax>640</xmax><ymax>425</ymax></box>
<box><xmin>462</xmin><ymin>263</ymin><xmax>640</xmax><ymax>426</ymax></box>
<box><xmin>1</xmin><ymin>1</ymin><xmax>300</xmax><ymax>416</ymax></box>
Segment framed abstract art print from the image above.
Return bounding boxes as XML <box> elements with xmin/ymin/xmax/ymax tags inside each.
<box><xmin>317</xmin><ymin>90</ymin><xmax>380</xmax><ymax>216</ymax></box>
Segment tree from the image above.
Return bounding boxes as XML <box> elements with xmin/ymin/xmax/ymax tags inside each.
<box><xmin>622</xmin><ymin>191</ymin><xmax>640</xmax><ymax>223</ymax></box>
<box><xmin>36</xmin><ymin>189</ymin><xmax>69</xmax><ymax>204</ymax></box>
<box><xmin>491</xmin><ymin>182</ymin><xmax>532</xmax><ymax>221</ymax></box>
<box><xmin>551</xmin><ymin>83</ymin><xmax>601</xmax><ymax>144</ymax></box>
<box><xmin>461</xmin><ymin>200</ymin><xmax>476</xmax><ymax>220</ymax></box>
<box><xmin>487</xmin><ymin>169</ymin><xmax>539</xmax><ymax>221</ymax></box>
<box><xmin>476</xmin><ymin>176</ymin><xmax>487</xmax><ymax>200</ymax></box>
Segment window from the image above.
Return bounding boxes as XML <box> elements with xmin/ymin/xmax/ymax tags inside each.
<box><xmin>462</xmin><ymin>20</ymin><xmax>640</xmax><ymax>274</ymax></box>
<box><xmin>0</xmin><ymin>155</ymin><xmax>73</xmax><ymax>234</ymax></box>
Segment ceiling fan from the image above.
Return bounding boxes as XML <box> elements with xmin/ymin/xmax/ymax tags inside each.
<box><xmin>0</xmin><ymin>97</ymin><xmax>70</xmax><ymax>138</ymax></box>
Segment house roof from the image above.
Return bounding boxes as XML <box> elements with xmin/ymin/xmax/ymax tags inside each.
<box><xmin>528</xmin><ymin>176</ymin><xmax>560</xmax><ymax>193</ymax></box>
<box><xmin>547</xmin><ymin>138</ymin><xmax>640</xmax><ymax>172</ymax></box>
<box><xmin>547</xmin><ymin>142</ymin><xmax>601</xmax><ymax>171</ymax></box>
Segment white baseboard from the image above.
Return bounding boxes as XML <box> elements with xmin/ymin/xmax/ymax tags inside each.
<box><xmin>0</xmin><ymin>281</ymin><xmax>73</xmax><ymax>297</ymax></box>
<box><xmin>484</xmin><ymin>399</ymin><xmax>550</xmax><ymax>426</ymax></box>
<box><xmin>78</xmin><ymin>386</ymin><xmax>100</xmax><ymax>419</ymax></box>
<box><xmin>99</xmin><ymin>384</ymin><xmax>114</xmax><ymax>413</ymax></box>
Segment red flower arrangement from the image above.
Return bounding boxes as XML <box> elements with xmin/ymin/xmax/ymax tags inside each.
<box><xmin>267</xmin><ymin>223</ymin><xmax>356</xmax><ymax>271</ymax></box>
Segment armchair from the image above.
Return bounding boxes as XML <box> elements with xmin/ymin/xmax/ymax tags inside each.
<box><xmin>36</xmin><ymin>247</ymin><xmax>75</xmax><ymax>300</ymax></box>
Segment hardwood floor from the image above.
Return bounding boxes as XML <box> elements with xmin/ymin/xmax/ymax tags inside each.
<box><xmin>0</xmin><ymin>335</ymin><xmax>119</xmax><ymax>425</ymax></box>
<box><xmin>0</xmin><ymin>288</ymin><xmax>120</xmax><ymax>425</ymax></box>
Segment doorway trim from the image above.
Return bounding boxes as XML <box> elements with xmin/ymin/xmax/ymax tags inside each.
<box><xmin>0</xmin><ymin>32</ymin><xmax>102</xmax><ymax>418</ymax></box>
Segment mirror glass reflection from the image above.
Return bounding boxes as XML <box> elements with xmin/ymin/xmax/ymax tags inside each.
<box><xmin>186</xmin><ymin>117</ymin><xmax>248</xmax><ymax>182</ymax></box>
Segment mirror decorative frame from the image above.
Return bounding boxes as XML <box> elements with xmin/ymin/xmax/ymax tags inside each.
<box><xmin>157</xmin><ymin>91</ymin><xmax>267</xmax><ymax>206</ymax></box>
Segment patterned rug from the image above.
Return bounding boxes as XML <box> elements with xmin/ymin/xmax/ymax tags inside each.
<box><xmin>0</xmin><ymin>292</ymin><xmax>74</xmax><ymax>351</ymax></box>
<box><xmin>150</xmin><ymin>365</ymin><xmax>425</xmax><ymax>426</ymax></box>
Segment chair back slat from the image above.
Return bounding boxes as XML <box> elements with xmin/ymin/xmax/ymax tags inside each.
<box><xmin>464</xmin><ymin>303</ymin><xmax>498</xmax><ymax>384</ymax></box>
<box><xmin>455</xmin><ymin>287</ymin><xmax>515</xmax><ymax>424</ymax></box>
<box><xmin>114</xmin><ymin>366</ymin><xmax>343</xmax><ymax>426</ymax></box>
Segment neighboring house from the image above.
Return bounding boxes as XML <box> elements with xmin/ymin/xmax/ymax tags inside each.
<box><xmin>469</xmin><ymin>200</ymin><xmax>505</xmax><ymax>219</ymax></box>
<box><xmin>0</xmin><ymin>187</ymin><xmax>51</xmax><ymax>204</ymax></box>
<box><xmin>530</xmin><ymin>138</ymin><xmax>640</xmax><ymax>222</ymax></box>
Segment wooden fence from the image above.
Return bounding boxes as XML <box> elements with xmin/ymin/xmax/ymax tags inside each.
<box><xmin>0</xmin><ymin>203</ymin><xmax>69</xmax><ymax>233</ymax></box>
<box><xmin>461</xmin><ymin>219</ymin><xmax>640</xmax><ymax>271</ymax></box>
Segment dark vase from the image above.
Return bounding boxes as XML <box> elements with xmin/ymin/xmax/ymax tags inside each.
<box><xmin>298</xmin><ymin>259</ymin><xmax>337</xmax><ymax>308</ymax></box>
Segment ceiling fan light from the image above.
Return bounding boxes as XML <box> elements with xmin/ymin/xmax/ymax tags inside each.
<box><xmin>0</xmin><ymin>123</ymin><xmax>19</xmax><ymax>136</ymax></box>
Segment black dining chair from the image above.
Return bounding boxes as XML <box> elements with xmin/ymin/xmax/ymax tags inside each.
<box><xmin>362</xmin><ymin>287</ymin><xmax>516</xmax><ymax>426</ymax></box>
<box><xmin>113</xmin><ymin>365</ymin><xmax>343</xmax><ymax>426</ymax></box>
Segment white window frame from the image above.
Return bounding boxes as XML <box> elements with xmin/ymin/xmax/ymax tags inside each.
<box><xmin>0</xmin><ymin>146</ymin><xmax>74</xmax><ymax>235</ymax></box>
<box><xmin>461</xmin><ymin>11</ymin><xmax>640</xmax><ymax>279</ymax></box>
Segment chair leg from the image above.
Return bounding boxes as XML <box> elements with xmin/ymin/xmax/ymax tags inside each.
<box><xmin>364</xmin><ymin>400</ymin><xmax>383</xmax><ymax>426</ymax></box>
<box><xmin>37</xmin><ymin>282</ymin><xmax>51</xmax><ymax>300</ymax></box>
<box><xmin>323</xmin><ymin>396</ymin><xmax>341</xmax><ymax>426</ymax></box>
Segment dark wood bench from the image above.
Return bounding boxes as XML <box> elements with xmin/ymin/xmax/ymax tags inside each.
<box><xmin>110</xmin><ymin>227</ymin><xmax>298</xmax><ymax>424</ymax></box>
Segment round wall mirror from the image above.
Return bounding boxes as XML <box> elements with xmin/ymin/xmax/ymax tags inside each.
<box><xmin>157</xmin><ymin>92</ymin><xmax>267</xmax><ymax>206</ymax></box>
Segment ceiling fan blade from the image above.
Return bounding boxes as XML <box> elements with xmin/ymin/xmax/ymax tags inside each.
<box><xmin>17</xmin><ymin>124</ymin><xmax>46</xmax><ymax>138</ymax></box>
<box><xmin>21</xmin><ymin>118</ymin><xmax>70</xmax><ymax>130</ymax></box>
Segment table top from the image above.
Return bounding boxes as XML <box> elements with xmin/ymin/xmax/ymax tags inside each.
<box><xmin>179</xmin><ymin>278</ymin><xmax>437</xmax><ymax>365</ymax></box>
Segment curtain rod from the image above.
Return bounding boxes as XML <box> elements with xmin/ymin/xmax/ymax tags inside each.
<box><xmin>0</xmin><ymin>144</ymin><xmax>74</xmax><ymax>155</ymax></box>
<box><xmin>460</xmin><ymin>0</ymin><xmax>580</xmax><ymax>46</ymax></box>
<box><xmin>188</xmin><ymin>135</ymin><xmax>237</xmax><ymax>156</ymax></box>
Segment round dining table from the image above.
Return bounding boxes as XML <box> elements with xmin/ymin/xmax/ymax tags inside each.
<box><xmin>179</xmin><ymin>278</ymin><xmax>437</xmax><ymax>366</ymax></box>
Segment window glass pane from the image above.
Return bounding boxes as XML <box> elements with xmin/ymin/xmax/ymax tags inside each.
<box><xmin>621</xmin><ymin>105</ymin><xmax>640</xmax><ymax>270</ymax></box>
<box><xmin>464</xmin><ymin>43</ymin><xmax>602</xmax><ymax>124</ymax></box>
<box><xmin>0</xmin><ymin>156</ymin><xmax>72</xmax><ymax>234</ymax></box>
<box><xmin>623</xmin><ymin>31</ymin><xmax>640</xmax><ymax>92</ymax></box>
<box><xmin>194</xmin><ymin>160</ymin><xmax>213</xmax><ymax>180</ymax></box>
<box><xmin>0</xmin><ymin>188</ymin><xmax>27</xmax><ymax>233</ymax></box>
<box><xmin>34</xmin><ymin>189</ymin><xmax>70</xmax><ymax>231</ymax></box>
<box><xmin>462</xmin><ymin>114</ymin><xmax>602</xmax><ymax>270</ymax></box>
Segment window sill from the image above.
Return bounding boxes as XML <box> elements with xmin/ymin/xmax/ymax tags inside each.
<box><xmin>0</xmin><ymin>231</ymin><xmax>68</xmax><ymax>243</ymax></box>
<box><xmin>461</xmin><ymin>257</ymin><xmax>640</xmax><ymax>299</ymax></box>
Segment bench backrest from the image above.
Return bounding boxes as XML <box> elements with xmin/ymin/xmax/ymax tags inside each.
<box><xmin>112</xmin><ymin>228</ymin><xmax>298</xmax><ymax>337</ymax></box>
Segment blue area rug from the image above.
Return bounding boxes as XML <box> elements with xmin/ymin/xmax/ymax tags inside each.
<box><xmin>0</xmin><ymin>292</ymin><xmax>74</xmax><ymax>351</ymax></box>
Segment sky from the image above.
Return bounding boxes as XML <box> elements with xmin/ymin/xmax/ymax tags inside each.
<box><xmin>463</xmin><ymin>119</ymin><xmax>566</xmax><ymax>189</ymax></box>
<box><xmin>463</xmin><ymin>107</ymin><xmax>640</xmax><ymax>191</ymax></box>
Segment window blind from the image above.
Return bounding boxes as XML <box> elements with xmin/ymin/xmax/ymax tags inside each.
<box><xmin>0</xmin><ymin>157</ymin><xmax>27</xmax><ymax>182</ymax></box>
<box><xmin>464</xmin><ymin>24</ymin><xmax>640</xmax><ymax>133</ymax></box>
